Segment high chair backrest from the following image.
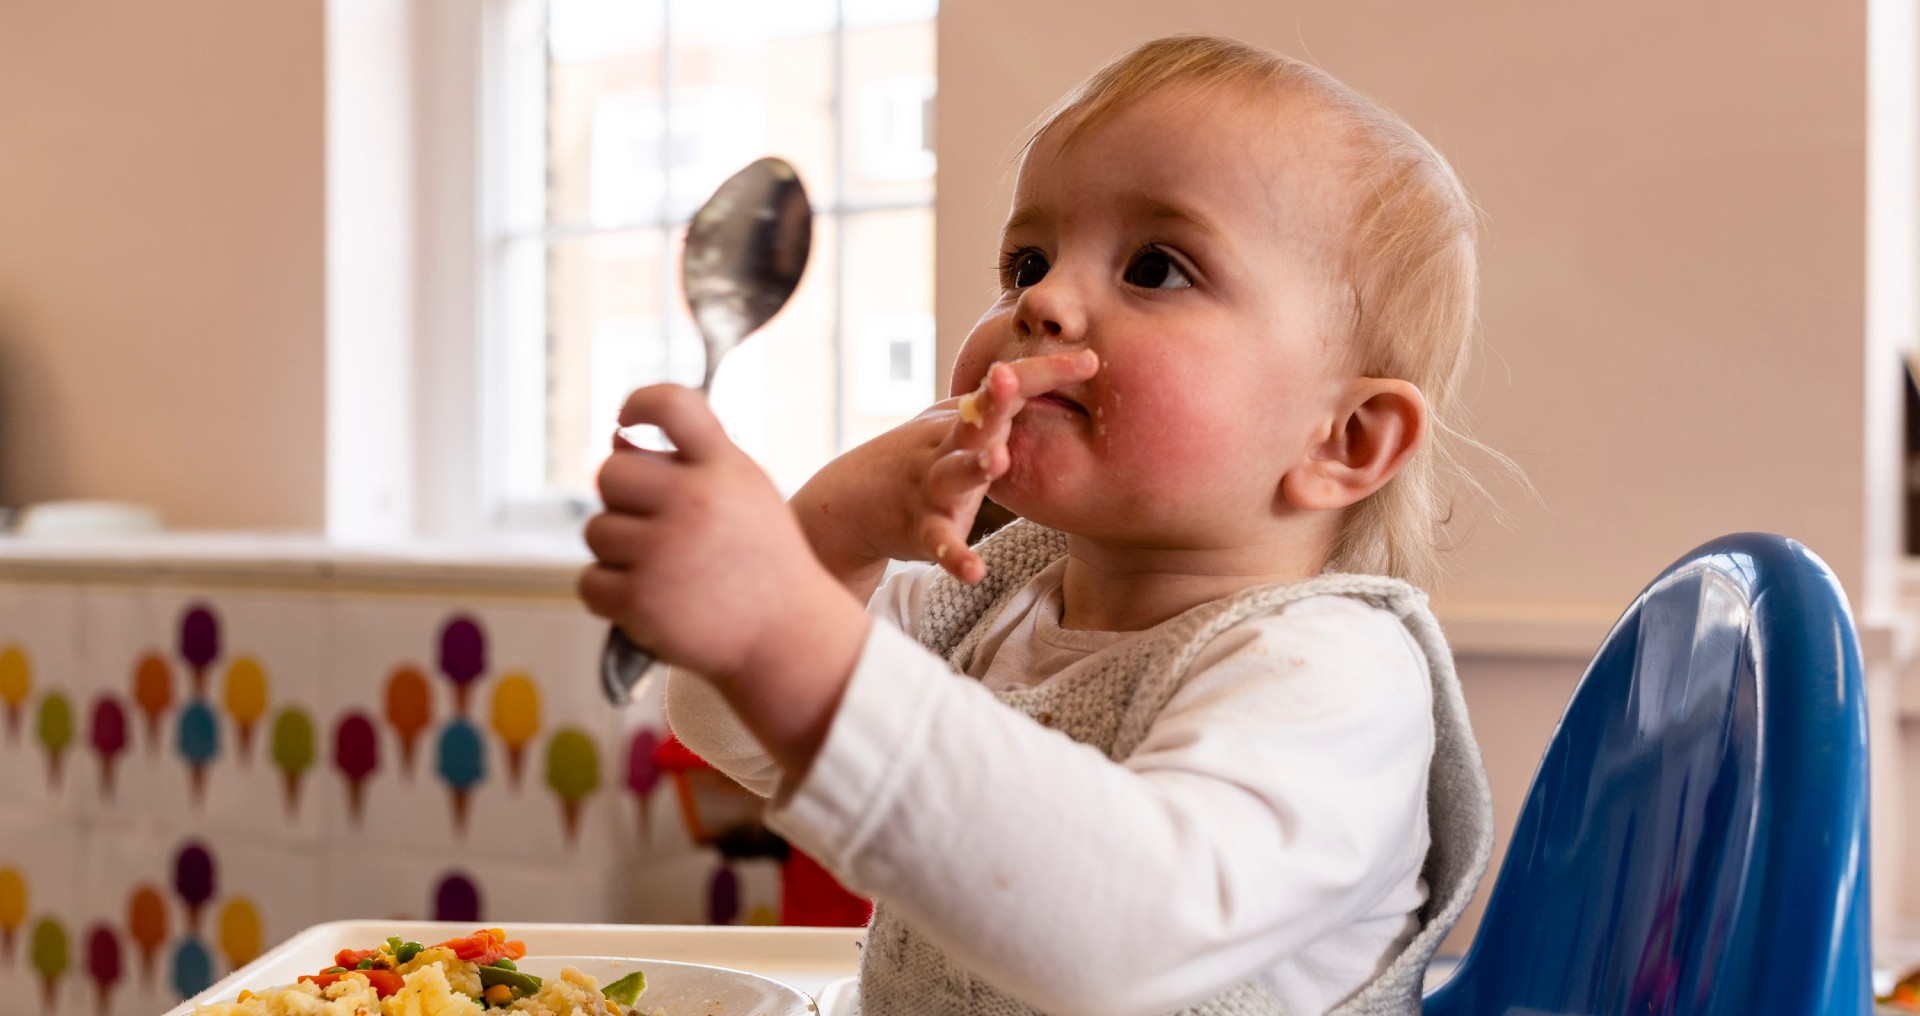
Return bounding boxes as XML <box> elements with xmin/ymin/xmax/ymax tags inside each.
<box><xmin>1422</xmin><ymin>534</ymin><xmax>1871</xmax><ymax>1015</ymax></box>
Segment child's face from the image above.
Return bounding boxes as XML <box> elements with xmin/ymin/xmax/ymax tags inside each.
<box><xmin>952</xmin><ymin>85</ymin><xmax>1359</xmax><ymax>549</ymax></box>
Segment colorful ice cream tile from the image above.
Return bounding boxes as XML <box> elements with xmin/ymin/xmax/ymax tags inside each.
<box><xmin>0</xmin><ymin>807</ymin><xmax>86</xmax><ymax>1013</ymax></box>
<box><xmin>325</xmin><ymin>599</ymin><xmax>460</xmax><ymax>848</ymax></box>
<box><xmin>326</xmin><ymin>598</ymin><xmax>635</xmax><ymax>862</ymax></box>
<box><xmin>141</xmin><ymin>589</ymin><xmax>329</xmax><ymax>847</ymax></box>
<box><xmin>80</xmin><ymin>825</ymin><xmax>323</xmax><ymax>1011</ymax></box>
<box><xmin>0</xmin><ymin>583</ymin><xmax>85</xmax><ymax>817</ymax></box>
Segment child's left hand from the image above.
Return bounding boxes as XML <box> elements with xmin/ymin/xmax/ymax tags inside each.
<box><xmin>578</xmin><ymin>385</ymin><xmax>868</xmax><ymax>704</ymax></box>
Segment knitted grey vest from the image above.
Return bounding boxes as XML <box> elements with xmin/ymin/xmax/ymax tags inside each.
<box><xmin>856</xmin><ymin>522</ymin><xmax>1493</xmax><ymax>1016</ymax></box>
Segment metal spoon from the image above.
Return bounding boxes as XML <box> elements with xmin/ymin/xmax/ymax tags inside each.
<box><xmin>599</xmin><ymin>156</ymin><xmax>813</xmax><ymax>705</ymax></box>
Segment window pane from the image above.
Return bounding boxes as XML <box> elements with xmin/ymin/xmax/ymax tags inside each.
<box><xmin>547</xmin><ymin>0</ymin><xmax>666</xmax><ymax>229</ymax></box>
<box><xmin>544</xmin><ymin>229</ymin><xmax>700</xmax><ymax>497</ymax></box>
<box><xmin>709</xmin><ymin>216</ymin><xmax>842</xmax><ymax>495</ymax></box>
<box><xmin>668</xmin><ymin>0</ymin><xmax>840</xmax><ymax>218</ymax></box>
<box><xmin>842</xmin><ymin>18</ymin><xmax>936</xmax><ymax>207</ymax></box>
<box><xmin>499</xmin><ymin>0</ymin><xmax>939</xmax><ymax>522</ymax></box>
<box><xmin>839</xmin><ymin>207</ymin><xmax>935</xmax><ymax>448</ymax></box>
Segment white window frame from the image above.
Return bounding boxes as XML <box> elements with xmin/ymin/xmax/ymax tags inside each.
<box><xmin>325</xmin><ymin>0</ymin><xmax>936</xmax><ymax>541</ymax></box>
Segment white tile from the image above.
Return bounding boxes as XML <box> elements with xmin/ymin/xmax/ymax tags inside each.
<box><xmin>316</xmin><ymin>847</ymin><xmax>625</xmax><ymax>926</ymax></box>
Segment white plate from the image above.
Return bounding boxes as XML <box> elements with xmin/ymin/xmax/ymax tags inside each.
<box><xmin>515</xmin><ymin>955</ymin><xmax>816</xmax><ymax>1016</ymax></box>
<box><xmin>165</xmin><ymin>921</ymin><xmax>858</xmax><ymax>1016</ymax></box>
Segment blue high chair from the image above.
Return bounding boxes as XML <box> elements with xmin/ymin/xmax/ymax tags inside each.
<box><xmin>1422</xmin><ymin>534</ymin><xmax>1872</xmax><ymax>1014</ymax></box>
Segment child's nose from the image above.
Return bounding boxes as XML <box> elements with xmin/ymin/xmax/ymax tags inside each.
<box><xmin>1012</xmin><ymin>275</ymin><xmax>1086</xmax><ymax>344</ymax></box>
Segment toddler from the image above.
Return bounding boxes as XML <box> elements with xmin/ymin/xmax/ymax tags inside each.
<box><xmin>580</xmin><ymin>34</ymin><xmax>1493</xmax><ymax>1016</ymax></box>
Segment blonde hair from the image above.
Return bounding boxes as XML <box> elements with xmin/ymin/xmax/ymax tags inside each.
<box><xmin>1025</xmin><ymin>35</ymin><xmax>1500</xmax><ymax>587</ymax></box>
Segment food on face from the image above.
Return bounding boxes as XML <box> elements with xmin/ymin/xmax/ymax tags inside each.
<box><xmin>187</xmin><ymin>929</ymin><xmax>659</xmax><ymax>1015</ymax></box>
<box><xmin>958</xmin><ymin>391</ymin><xmax>985</xmax><ymax>426</ymax></box>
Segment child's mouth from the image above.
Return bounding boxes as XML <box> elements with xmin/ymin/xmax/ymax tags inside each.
<box><xmin>1034</xmin><ymin>390</ymin><xmax>1088</xmax><ymax>415</ymax></box>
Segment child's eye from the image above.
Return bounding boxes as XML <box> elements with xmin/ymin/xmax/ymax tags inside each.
<box><xmin>1122</xmin><ymin>245</ymin><xmax>1193</xmax><ymax>290</ymax></box>
<box><xmin>999</xmin><ymin>249</ymin><xmax>1050</xmax><ymax>288</ymax></box>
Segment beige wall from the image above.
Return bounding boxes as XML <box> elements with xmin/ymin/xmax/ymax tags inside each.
<box><xmin>935</xmin><ymin>2</ymin><xmax>1872</xmax><ymax>618</ymax></box>
<box><xmin>0</xmin><ymin>1</ymin><xmax>325</xmax><ymax>529</ymax></box>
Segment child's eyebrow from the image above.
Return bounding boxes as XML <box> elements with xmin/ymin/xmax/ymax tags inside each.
<box><xmin>1126</xmin><ymin>195</ymin><xmax>1223</xmax><ymax>239</ymax></box>
<box><xmin>1001</xmin><ymin>196</ymin><xmax>1223</xmax><ymax>239</ymax></box>
<box><xmin>1003</xmin><ymin>205</ymin><xmax>1047</xmax><ymax>235</ymax></box>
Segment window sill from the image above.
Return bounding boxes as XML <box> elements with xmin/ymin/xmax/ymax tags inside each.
<box><xmin>0</xmin><ymin>530</ymin><xmax>590</xmax><ymax>598</ymax></box>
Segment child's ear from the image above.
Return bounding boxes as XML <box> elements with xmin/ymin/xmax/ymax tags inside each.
<box><xmin>1281</xmin><ymin>379</ymin><xmax>1428</xmax><ymax>511</ymax></box>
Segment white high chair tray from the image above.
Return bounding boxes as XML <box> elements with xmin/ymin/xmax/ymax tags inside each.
<box><xmin>164</xmin><ymin>920</ymin><xmax>863</xmax><ymax>1014</ymax></box>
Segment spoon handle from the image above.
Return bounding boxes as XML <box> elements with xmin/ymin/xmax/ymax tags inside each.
<box><xmin>600</xmin><ymin>626</ymin><xmax>665</xmax><ymax>705</ymax></box>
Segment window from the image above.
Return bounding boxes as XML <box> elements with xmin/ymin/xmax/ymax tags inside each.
<box><xmin>489</xmin><ymin>0</ymin><xmax>938</xmax><ymax>521</ymax></box>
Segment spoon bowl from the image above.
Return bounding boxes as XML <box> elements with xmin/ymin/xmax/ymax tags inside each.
<box><xmin>600</xmin><ymin>157</ymin><xmax>813</xmax><ymax>705</ymax></box>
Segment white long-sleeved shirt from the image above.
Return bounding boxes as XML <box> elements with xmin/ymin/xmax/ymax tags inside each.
<box><xmin>667</xmin><ymin>559</ymin><xmax>1435</xmax><ymax>1016</ymax></box>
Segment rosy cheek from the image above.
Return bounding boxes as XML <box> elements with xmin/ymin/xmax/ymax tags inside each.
<box><xmin>949</xmin><ymin>353</ymin><xmax>988</xmax><ymax>400</ymax></box>
<box><xmin>950</xmin><ymin>303</ymin><xmax>1014</xmax><ymax>398</ymax></box>
<box><xmin>1091</xmin><ymin>366</ymin><xmax>1250</xmax><ymax>495</ymax></box>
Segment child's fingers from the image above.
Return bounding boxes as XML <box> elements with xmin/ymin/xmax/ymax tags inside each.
<box><xmin>952</xmin><ymin>362</ymin><xmax>1016</xmax><ymax>433</ymax></box>
<box><xmin>953</xmin><ymin>350</ymin><xmax>1101</xmax><ymax>439</ymax></box>
<box><xmin>583</xmin><ymin>511</ymin><xmax>651</xmax><ymax>567</ymax></box>
<box><xmin>616</xmin><ymin>384</ymin><xmax>729</xmax><ymax>462</ymax></box>
<box><xmin>927</xmin><ymin>446</ymin><xmax>999</xmax><ymax>509</ymax></box>
<box><xmin>919</xmin><ymin>516</ymin><xmax>986</xmax><ymax>585</ymax></box>
<box><xmin>596</xmin><ymin>449</ymin><xmax>678</xmax><ymax>514</ymax></box>
<box><xmin>1001</xmin><ymin>348</ymin><xmax>1101</xmax><ymax>400</ymax></box>
<box><xmin>577</xmin><ymin>563</ymin><xmax>633</xmax><ymax>623</ymax></box>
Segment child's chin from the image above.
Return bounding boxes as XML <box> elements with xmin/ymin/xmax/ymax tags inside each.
<box><xmin>986</xmin><ymin>481</ymin><xmax>1081</xmax><ymax>534</ymax></box>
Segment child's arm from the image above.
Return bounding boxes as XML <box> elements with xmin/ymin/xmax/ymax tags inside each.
<box><xmin>764</xmin><ymin>604</ymin><xmax>1436</xmax><ymax>1016</ymax></box>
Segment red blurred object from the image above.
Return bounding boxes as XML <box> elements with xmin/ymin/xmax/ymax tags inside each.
<box><xmin>655</xmin><ymin>733</ymin><xmax>871</xmax><ymax>927</ymax></box>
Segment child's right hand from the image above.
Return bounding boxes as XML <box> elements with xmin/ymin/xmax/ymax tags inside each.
<box><xmin>791</xmin><ymin>349</ymin><xmax>1100</xmax><ymax>590</ymax></box>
